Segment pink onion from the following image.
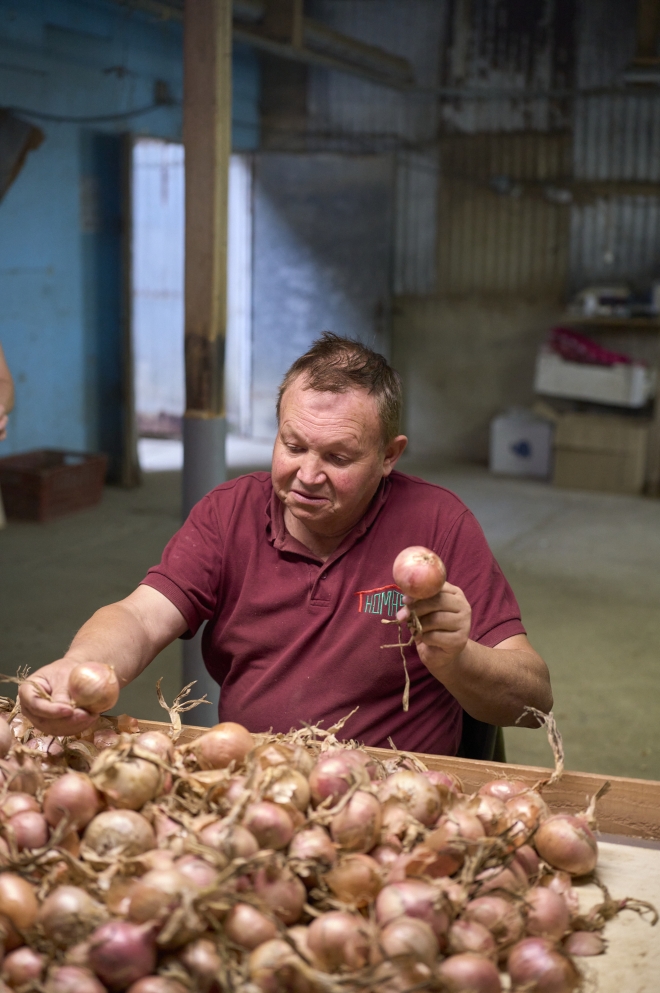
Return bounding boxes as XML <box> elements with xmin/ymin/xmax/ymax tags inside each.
<box><xmin>127</xmin><ymin>869</ymin><xmax>188</xmax><ymax>924</ymax></box>
<box><xmin>380</xmin><ymin>916</ymin><xmax>439</xmax><ymax>966</ymax></box>
<box><xmin>37</xmin><ymin>886</ymin><xmax>107</xmax><ymax>947</ymax></box>
<box><xmin>534</xmin><ymin>815</ymin><xmax>598</xmax><ymax>876</ymax></box>
<box><xmin>0</xmin><ymin>719</ymin><xmax>12</xmax><ymax>759</ymax></box>
<box><xmin>174</xmin><ymin>855</ymin><xmax>219</xmax><ymax>890</ymax></box>
<box><xmin>88</xmin><ymin>921</ymin><xmax>157</xmax><ymax>991</ymax></box>
<box><xmin>371</xmin><ymin>844</ymin><xmax>402</xmax><ymax>870</ymax></box>
<box><xmin>376</xmin><ymin>880</ymin><xmax>449</xmax><ymax>943</ymax></box>
<box><xmin>1</xmin><ymin>946</ymin><xmax>45</xmax><ymax>986</ymax></box>
<box><xmin>508</xmin><ymin>936</ymin><xmax>580</xmax><ymax>993</ymax></box>
<box><xmin>330</xmin><ymin>790</ymin><xmax>382</xmax><ymax>852</ymax></box>
<box><xmin>514</xmin><ymin>844</ymin><xmax>541</xmax><ymax>881</ymax></box>
<box><xmin>8</xmin><ymin>809</ymin><xmax>49</xmax><ymax>850</ymax></box>
<box><xmin>261</xmin><ymin>768</ymin><xmax>311</xmax><ymax>812</ymax></box>
<box><xmin>198</xmin><ymin>820</ymin><xmax>259</xmax><ymax>859</ymax></box>
<box><xmin>464</xmin><ymin>895</ymin><xmax>524</xmax><ymax>948</ymax></box>
<box><xmin>5</xmin><ymin>756</ymin><xmax>42</xmax><ymax>794</ymax></box>
<box><xmin>0</xmin><ymin>912</ymin><xmax>22</xmax><ymax>952</ymax></box>
<box><xmin>379</xmin><ymin>771</ymin><xmax>441</xmax><ymax>826</ymax></box>
<box><xmin>247</xmin><ymin>939</ymin><xmax>311</xmax><ymax>993</ymax></box>
<box><xmin>116</xmin><ymin>714</ymin><xmax>140</xmax><ymax>734</ymax></box>
<box><xmin>478</xmin><ymin>779</ymin><xmax>529</xmax><ymax>802</ymax></box>
<box><xmin>243</xmin><ymin>801</ymin><xmax>294</xmax><ymax>850</ymax></box>
<box><xmin>448</xmin><ymin>919</ymin><xmax>497</xmax><ymax>958</ymax></box>
<box><xmin>45</xmin><ymin>966</ymin><xmax>106</xmax><ymax>993</ymax></box>
<box><xmin>1</xmin><ymin>793</ymin><xmax>39</xmax><ymax>819</ymax></box>
<box><xmin>93</xmin><ymin>729</ymin><xmax>120</xmax><ymax>750</ymax></box>
<box><xmin>224</xmin><ymin>902</ymin><xmax>278</xmax><ymax>949</ymax></box>
<box><xmin>472</xmin><ymin>794</ymin><xmax>508</xmax><ymax>836</ymax></box>
<box><xmin>69</xmin><ymin>663</ymin><xmax>120</xmax><ymax>714</ymax></box>
<box><xmin>178</xmin><ymin>938</ymin><xmax>222</xmax><ymax>990</ymax></box>
<box><xmin>91</xmin><ymin>755</ymin><xmax>162</xmax><ymax>811</ymax></box>
<box><xmin>0</xmin><ymin>874</ymin><xmax>38</xmax><ymax>930</ymax></box>
<box><xmin>288</xmin><ymin>825</ymin><xmax>336</xmax><ymax>886</ymax></box>
<box><xmin>191</xmin><ymin>722</ymin><xmax>253</xmax><ymax>770</ymax></box>
<box><xmin>392</xmin><ymin>546</ymin><xmax>446</xmax><ymax>599</ymax></box>
<box><xmin>424</xmin><ymin>769</ymin><xmax>462</xmax><ymax>793</ymax></box>
<box><xmin>438</xmin><ymin>953</ymin><xmax>502</xmax><ymax>993</ymax></box>
<box><xmin>134</xmin><ymin>731</ymin><xmax>174</xmax><ymax>763</ymax></box>
<box><xmin>43</xmin><ymin>773</ymin><xmax>103</xmax><ymax>830</ymax></box>
<box><xmin>253</xmin><ymin>865</ymin><xmax>306</xmax><ymax>925</ymax></box>
<box><xmin>308</xmin><ymin>750</ymin><xmax>369</xmax><ymax>807</ymax></box>
<box><xmin>126</xmin><ymin>979</ymin><xmax>188</xmax><ymax>993</ymax></box>
<box><xmin>563</xmin><ymin>930</ymin><xmax>605</xmax><ymax>956</ymax></box>
<box><xmin>505</xmin><ymin>791</ymin><xmax>549</xmax><ymax>846</ymax></box>
<box><xmin>84</xmin><ymin>809</ymin><xmax>155</xmax><ymax>857</ymax></box>
<box><xmin>325</xmin><ymin>853</ymin><xmax>383</xmax><ymax>907</ymax></box>
<box><xmin>542</xmin><ymin>872</ymin><xmax>580</xmax><ymax>917</ymax></box>
<box><xmin>307</xmin><ymin>911</ymin><xmax>371</xmax><ymax>972</ymax></box>
<box><xmin>525</xmin><ymin>887</ymin><xmax>570</xmax><ymax>942</ymax></box>
<box><xmin>431</xmin><ymin>809</ymin><xmax>486</xmax><ymax>851</ymax></box>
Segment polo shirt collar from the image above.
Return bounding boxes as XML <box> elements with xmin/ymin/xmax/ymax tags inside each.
<box><xmin>266</xmin><ymin>476</ymin><xmax>392</xmax><ymax>565</ymax></box>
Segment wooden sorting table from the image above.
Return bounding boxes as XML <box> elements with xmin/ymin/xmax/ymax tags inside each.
<box><xmin>132</xmin><ymin>719</ymin><xmax>660</xmax><ymax>992</ymax></box>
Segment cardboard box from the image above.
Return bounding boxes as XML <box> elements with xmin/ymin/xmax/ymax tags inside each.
<box><xmin>534</xmin><ymin>348</ymin><xmax>655</xmax><ymax>408</ymax></box>
<box><xmin>553</xmin><ymin>413</ymin><xmax>649</xmax><ymax>494</ymax></box>
<box><xmin>490</xmin><ymin>409</ymin><xmax>554</xmax><ymax>479</ymax></box>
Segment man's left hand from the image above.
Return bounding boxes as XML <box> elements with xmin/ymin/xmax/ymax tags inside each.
<box><xmin>397</xmin><ymin>583</ymin><xmax>472</xmax><ymax>671</ymax></box>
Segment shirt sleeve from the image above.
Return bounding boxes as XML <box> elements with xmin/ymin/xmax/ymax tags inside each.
<box><xmin>140</xmin><ymin>491</ymin><xmax>225</xmax><ymax>637</ymax></box>
<box><xmin>438</xmin><ymin>508</ymin><xmax>526</xmax><ymax>647</ymax></box>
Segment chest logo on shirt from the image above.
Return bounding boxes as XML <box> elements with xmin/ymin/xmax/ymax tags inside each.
<box><xmin>355</xmin><ymin>584</ymin><xmax>405</xmax><ymax>617</ymax></box>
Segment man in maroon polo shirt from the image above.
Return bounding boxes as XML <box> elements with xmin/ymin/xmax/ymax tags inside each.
<box><xmin>20</xmin><ymin>334</ymin><xmax>552</xmax><ymax>752</ymax></box>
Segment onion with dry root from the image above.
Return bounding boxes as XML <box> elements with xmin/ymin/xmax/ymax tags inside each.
<box><xmin>68</xmin><ymin>663</ymin><xmax>120</xmax><ymax>714</ymax></box>
<box><xmin>393</xmin><ymin>546</ymin><xmax>447</xmax><ymax>599</ymax></box>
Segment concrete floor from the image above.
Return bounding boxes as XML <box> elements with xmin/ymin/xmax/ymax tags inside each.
<box><xmin>0</xmin><ymin>460</ymin><xmax>658</xmax><ymax>782</ymax></box>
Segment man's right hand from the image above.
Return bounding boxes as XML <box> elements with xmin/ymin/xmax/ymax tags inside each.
<box><xmin>19</xmin><ymin>658</ymin><xmax>98</xmax><ymax>736</ymax></box>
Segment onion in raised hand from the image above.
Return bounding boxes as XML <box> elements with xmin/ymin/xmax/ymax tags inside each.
<box><xmin>393</xmin><ymin>546</ymin><xmax>446</xmax><ymax>599</ymax></box>
<box><xmin>69</xmin><ymin>663</ymin><xmax>120</xmax><ymax>714</ymax></box>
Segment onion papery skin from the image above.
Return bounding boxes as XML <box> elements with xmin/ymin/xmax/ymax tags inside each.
<box><xmin>134</xmin><ymin>731</ymin><xmax>174</xmax><ymax>763</ymax></box>
<box><xmin>288</xmin><ymin>826</ymin><xmax>336</xmax><ymax>886</ymax></box>
<box><xmin>93</xmin><ymin>730</ymin><xmax>120</xmax><ymax>751</ymax></box>
<box><xmin>2</xmin><ymin>946</ymin><xmax>46</xmax><ymax>987</ymax></box>
<box><xmin>449</xmin><ymin>918</ymin><xmax>498</xmax><ymax>959</ymax></box>
<box><xmin>261</xmin><ymin>767</ymin><xmax>310</xmax><ymax>812</ymax></box>
<box><xmin>1</xmin><ymin>793</ymin><xmax>40</xmax><ymax>820</ymax></box>
<box><xmin>505</xmin><ymin>791</ymin><xmax>549</xmax><ymax>846</ymax></box>
<box><xmin>380</xmin><ymin>916</ymin><xmax>439</xmax><ymax>966</ymax></box>
<box><xmin>88</xmin><ymin>921</ymin><xmax>157</xmax><ymax>991</ymax></box>
<box><xmin>8</xmin><ymin>809</ymin><xmax>49</xmax><ymax>850</ymax></box>
<box><xmin>464</xmin><ymin>895</ymin><xmax>524</xmax><ymax>949</ymax></box>
<box><xmin>330</xmin><ymin>790</ymin><xmax>382</xmax><ymax>852</ymax></box>
<box><xmin>533</xmin><ymin>815</ymin><xmax>598</xmax><ymax>877</ymax></box>
<box><xmin>563</xmin><ymin>930</ymin><xmax>605</xmax><ymax>956</ymax></box>
<box><xmin>473</xmin><ymin>794</ymin><xmax>509</xmax><ymax>836</ymax></box>
<box><xmin>392</xmin><ymin>546</ymin><xmax>446</xmax><ymax>599</ymax></box>
<box><xmin>424</xmin><ymin>769</ymin><xmax>462</xmax><ymax>794</ymax></box>
<box><xmin>126</xmin><ymin>979</ymin><xmax>188</xmax><ymax>993</ymax></box>
<box><xmin>45</xmin><ymin>966</ymin><xmax>106</xmax><ymax>993</ymax></box>
<box><xmin>378</xmin><ymin>771</ymin><xmax>442</xmax><ymax>827</ymax></box>
<box><xmin>308</xmin><ymin>751</ymin><xmax>369</xmax><ymax>807</ymax></box>
<box><xmin>507</xmin><ymin>937</ymin><xmax>580</xmax><ymax>993</ymax></box>
<box><xmin>0</xmin><ymin>874</ymin><xmax>38</xmax><ymax>930</ymax></box>
<box><xmin>43</xmin><ymin>773</ymin><xmax>103</xmax><ymax>830</ymax></box>
<box><xmin>127</xmin><ymin>869</ymin><xmax>189</xmax><ymax>924</ymax></box>
<box><xmin>248</xmin><ymin>939</ymin><xmax>311</xmax><ymax>993</ymax></box>
<box><xmin>253</xmin><ymin>866</ymin><xmax>306</xmax><ymax>925</ymax></box>
<box><xmin>307</xmin><ymin>911</ymin><xmax>371</xmax><ymax>972</ymax></box>
<box><xmin>525</xmin><ymin>887</ymin><xmax>571</xmax><ymax>942</ymax></box>
<box><xmin>178</xmin><ymin>938</ymin><xmax>222</xmax><ymax>991</ymax></box>
<box><xmin>224</xmin><ymin>903</ymin><xmax>279</xmax><ymax>949</ymax></box>
<box><xmin>37</xmin><ymin>886</ymin><xmax>107</xmax><ymax>948</ymax></box>
<box><xmin>84</xmin><ymin>809</ymin><xmax>155</xmax><ymax>857</ymax></box>
<box><xmin>376</xmin><ymin>880</ymin><xmax>450</xmax><ymax>944</ymax></box>
<box><xmin>543</xmin><ymin>872</ymin><xmax>580</xmax><ymax>918</ymax></box>
<box><xmin>325</xmin><ymin>854</ymin><xmax>383</xmax><ymax>908</ymax></box>
<box><xmin>476</xmin><ymin>859</ymin><xmax>529</xmax><ymax>897</ymax></box>
<box><xmin>438</xmin><ymin>953</ymin><xmax>502</xmax><ymax>993</ymax></box>
<box><xmin>192</xmin><ymin>722</ymin><xmax>253</xmax><ymax>770</ymax></box>
<box><xmin>69</xmin><ymin>663</ymin><xmax>120</xmax><ymax>714</ymax></box>
<box><xmin>91</xmin><ymin>755</ymin><xmax>162</xmax><ymax>811</ymax></box>
<box><xmin>174</xmin><ymin>855</ymin><xmax>219</xmax><ymax>890</ymax></box>
<box><xmin>478</xmin><ymin>779</ymin><xmax>529</xmax><ymax>802</ymax></box>
<box><xmin>243</xmin><ymin>801</ymin><xmax>294</xmax><ymax>851</ymax></box>
<box><xmin>198</xmin><ymin>820</ymin><xmax>258</xmax><ymax>859</ymax></box>
<box><xmin>0</xmin><ymin>720</ymin><xmax>12</xmax><ymax>760</ymax></box>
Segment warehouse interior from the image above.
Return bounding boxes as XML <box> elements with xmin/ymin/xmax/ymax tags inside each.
<box><xmin>1</xmin><ymin>0</ymin><xmax>660</xmax><ymax>784</ymax></box>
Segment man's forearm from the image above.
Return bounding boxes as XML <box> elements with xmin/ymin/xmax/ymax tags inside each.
<box><xmin>63</xmin><ymin>602</ymin><xmax>160</xmax><ymax>686</ymax></box>
<box><xmin>424</xmin><ymin>639</ymin><xmax>553</xmax><ymax>727</ymax></box>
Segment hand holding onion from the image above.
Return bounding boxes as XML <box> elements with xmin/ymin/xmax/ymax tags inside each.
<box><xmin>18</xmin><ymin>659</ymin><xmax>119</xmax><ymax>736</ymax></box>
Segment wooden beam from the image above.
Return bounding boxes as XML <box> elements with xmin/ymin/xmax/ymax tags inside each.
<box><xmin>183</xmin><ymin>0</ymin><xmax>231</xmax><ymax>417</ymax></box>
<box><xmin>635</xmin><ymin>0</ymin><xmax>660</xmax><ymax>62</ymax></box>
<box><xmin>260</xmin><ymin>0</ymin><xmax>303</xmax><ymax>48</ymax></box>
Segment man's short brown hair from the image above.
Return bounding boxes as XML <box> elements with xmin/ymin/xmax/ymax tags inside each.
<box><xmin>276</xmin><ymin>332</ymin><xmax>403</xmax><ymax>445</ymax></box>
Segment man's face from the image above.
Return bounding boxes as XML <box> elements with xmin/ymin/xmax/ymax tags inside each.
<box><xmin>272</xmin><ymin>376</ymin><xmax>406</xmax><ymax>540</ymax></box>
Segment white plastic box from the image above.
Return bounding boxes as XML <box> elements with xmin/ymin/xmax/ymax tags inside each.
<box><xmin>534</xmin><ymin>348</ymin><xmax>655</xmax><ymax>408</ymax></box>
<box><xmin>489</xmin><ymin>409</ymin><xmax>554</xmax><ymax>479</ymax></box>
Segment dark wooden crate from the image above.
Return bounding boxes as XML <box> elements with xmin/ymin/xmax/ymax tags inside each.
<box><xmin>0</xmin><ymin>449</ymin><xmax>108</xmax><ymax>522</ymax></box>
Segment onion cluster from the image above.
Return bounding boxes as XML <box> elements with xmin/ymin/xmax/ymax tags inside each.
<box><xmin>0</xmin><ymin>703</ymin><xmax>640</xmax><ymax>993</ymax></box>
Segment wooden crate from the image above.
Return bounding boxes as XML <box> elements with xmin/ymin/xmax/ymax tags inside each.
<box><xmin>0</xmin><ymin>449</ymin><xmax>107</xmax><ymax>521</ymax></box>
<box><xmin>127</xmin><ymin>718</ymin><xmax>660</xmax><ymax>842</ymax></box>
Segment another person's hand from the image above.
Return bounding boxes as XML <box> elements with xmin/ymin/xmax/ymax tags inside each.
<box><xmin>18</xmin><ymin>658</ymin><xmax>99</xmax><ymax>736</ymax></box>
<box><xmin>0</xmin><ymin>403</ymin><xmax>8</xmax><ymax>441</ymax></box>
<box><xmin>397</xmin><ymin>583</ymin><xmax>472</xmax><ymax>672</ymax></box>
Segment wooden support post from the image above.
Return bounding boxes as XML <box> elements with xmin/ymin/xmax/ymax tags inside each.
<box><xmin>182</xmin><ymin>0</ymin><xmax>232</xmax><ymax>720</ymax></box>
<box><xmin>635</xmin><ymin>0</ymin><xmax>660</xmax><ymax>63</ymax></box>
<box><xmin>261</xmin><ymin>0</ymin><xmax>304</xmax><ymax>49</ymax></box>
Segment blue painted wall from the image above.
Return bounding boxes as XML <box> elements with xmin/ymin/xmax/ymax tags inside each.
<box><xmin>0</xmin><ymin>0</ymin><xmax>259</xmax><ymax>458</ymax></box>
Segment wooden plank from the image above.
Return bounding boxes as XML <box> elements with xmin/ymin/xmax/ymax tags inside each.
<box><xmin>183</xmin><ymin>0</ymin><xmax>232</xmax><ymax>417</ymax></box>
<box><xmin>119</xmin><ymin>718</ymin><xmax>660</xmax><ymax>841</ymax></box>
